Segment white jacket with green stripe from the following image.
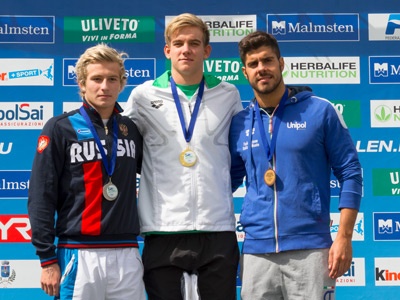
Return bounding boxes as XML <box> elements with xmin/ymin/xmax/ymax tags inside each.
<box><xmin>123</xmin><ymin>71</ymin><xmax>243</xmax><ymax>234</ymax></box>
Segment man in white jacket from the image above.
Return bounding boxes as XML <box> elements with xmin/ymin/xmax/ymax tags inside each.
<box><xmin>123</xmin><ymin>13</ymin><xmax>242</xmax><ymax>300</ymax></box>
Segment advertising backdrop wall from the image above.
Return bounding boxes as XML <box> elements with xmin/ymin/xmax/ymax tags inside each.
<box><xmin>1</xmin><ymin>0</ymin><xmax>399</xmax><ymax>299</ymax></box>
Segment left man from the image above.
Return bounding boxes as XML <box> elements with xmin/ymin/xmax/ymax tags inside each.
<box><xmin>28</xmin><ymin>43</ymin><xmax>145</xmax><ymax>300</ymax></box>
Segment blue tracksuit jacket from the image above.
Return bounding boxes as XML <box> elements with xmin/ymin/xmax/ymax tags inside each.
<box><xmin>229</xmin><ymin>86</ymin><xmax>363</xmax><ymax>254</ymax></box>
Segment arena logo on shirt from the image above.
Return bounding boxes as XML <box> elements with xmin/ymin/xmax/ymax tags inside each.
<box><xmin>330</xmin><ymin>212</ymin><xmax>364</xmax><ymax>241</ymax></box>
<box><xmin>0</xmin><ymin>170</ymin><xmax>30</xmax><ymax>199</ymax></box>
<box><xmin>282</xmin><ymin>57</ymin><xmax>360</xmax><ymax>84</ymax></box>
<box><xmin>370</xmin><ymin>100</ymin><xmax>400</xmax><ymax>127</ymax></box>
<box><xmin>0</xmin><ymin>102</ymin><xmax>53</xmax><ymax>130</ymax></box>
<box><xmin>369</xmin><ymin>56</ymin><xmax>400</xmax><ymax>84</ymax></box>
<box><xmin>374</xmin><ymin>257</ymin><xmax>400</xmax><ymax>286</ymax></box>
<box><xmin>165</xmin><ymin>15</ymin><xmax>256</xmax><ymax>43</ymax></box>
<box><xmin>0</xmin><ymin>215</ymin><xmax>31</xmax><ymax>242</ymax></box>
<box><xmin>372</xmin><ymin>168</ymin><xmax>400</xmax><ymax>196</ymax></box>
<box><xmin>267</xmin><ymin>13</ymin><xmax>359</xmax><ymax>42</ymax></box>
<box><xmin>336</xmin><ymin>258</ymin><xmax>366</xmax><ymax>286</ymax></box>
<box><xmin>368</xmin><ymin>14</ymin><xmax>400</xmax><ymax>41</ymax></box>
<box><xmin>373</xmin><ymin>212</ymin><xmax>400</xmax><ymax>241</ymax></box>
<box><xmin>0</xmin><ymin>15</ymin><xmax>55</xmax><ymax>44</ymax></box>
<box><xmin>0</xmin><ymin>59</ymin><xmax>54</xmax><ymax>86</ymax></box>
<box><xmin>62</xmin><ymin>58</ymin><xmax>155</xmax><ymax>86</ymax></box>
<box><xmin>63</xmin><ymin>16</ymin><xmax>155</xmax><ymax>43</ymax></box>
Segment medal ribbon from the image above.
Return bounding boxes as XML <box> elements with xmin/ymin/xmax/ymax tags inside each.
<box><xmin>170</xmin><ymin>77</ymin><xmax>205</xmax><ymax>143</ymax></box>
<box><xmin>253</xmin><ymin>88</ymin><xmax>288</xmax><ymax>162</ymax></box>
<box><xmin>79</xmin><ymin>106</ymin><xmax>118</xmax><ymax>177</ymax></box>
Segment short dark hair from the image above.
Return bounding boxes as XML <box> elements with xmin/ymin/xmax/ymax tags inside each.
<box><xmin>238</xmin><ymin>31</ymin><xmax>281</xmax><ymax>64</ymax></box>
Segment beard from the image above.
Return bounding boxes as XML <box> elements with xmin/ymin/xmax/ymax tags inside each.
<box><xmin>252</xmin><ymin>73</ymin><xmax>283</xmax><ymax>95</ymax></box>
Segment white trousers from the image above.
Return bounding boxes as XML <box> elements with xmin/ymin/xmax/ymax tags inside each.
<box><xmin>58</xmin><ymin>248</ymin><xmax>146</xmax><ymax>300</ymax></box>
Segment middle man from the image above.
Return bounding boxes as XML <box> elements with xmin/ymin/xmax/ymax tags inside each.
<box><xmin>123</xmin><ymin>13</ymin><xmax>242</xmax><ymax>300</ymax></box>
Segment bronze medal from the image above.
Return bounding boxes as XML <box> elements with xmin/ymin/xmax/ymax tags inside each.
<box><xmin>264</xmin><ymin>168</ymin><xmax>276</xmax><ymax>186</ymax></box>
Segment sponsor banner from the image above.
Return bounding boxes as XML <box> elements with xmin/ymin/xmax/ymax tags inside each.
<box><xmin>369</xmin><ymin>56</ymin><xmax>400</xmax><ymax>84</ymax></box>
<box><xmin>0</xmin><ymin>260</ymin><xmax>41</xmax><ymax>288</ymax></box>
<box><xmin>267</xmin><ymin>13</ymin><xmax>359</xmax><ymax>42</ymax></box>
<box><xmin>336</xmin><ymin>258</ymin><xmax>366</xmax><ymax>286</ymax></box>
<box><xmin>370</xmin><ymin>100</ymin><xmax>400</xmax><ymax>128</ymax></box>
<box><xmin>330</xmin><ymin>213</ymin><xmax>364</xmax><ymax>241</ymax></box>
<box><xmin>204</xmin><ymin>58</ymin><xmax>247</xmax><ymax>84</ymax></box>
<box><xmin>282</xmin><ymin>57</ymin><xmax>360</xmax><ymax>84</ymax></box>
<box><xmin>0</xmin><ymin>59</ymin><xmax>54</xmax><ymax>86</ymax></box>
<box><xmin>0</xmin><ymin>102</ymin><xmax>53</xmax><ymax>130</ymax></box>
<box><xmin>0</xmin><ymin>215</ymin><xmax>31</xmax><ymax>243</ymax></box>
<box><xmin>63</xmin><ymin>102</ymin><xmax>127</xmax><ymax>114</ymax></box>
<box><xmin>368</xmin><ymin>14</ymin><xmax>400</xmax><ymax>41</ymax></box>
<box><xmin>372</xmin><ymin>168</ymin><xmax>400</xmax><ymax>196</ymax></box>
<box><xmin>356</xmin><ymin>139</ymin><xmax>400</xmax><ymax>153</ymax></box>
<box><xmin>0</xmin><ymin>142</ymin><xmax>13</xmax><ymax>155</ymax></box>
<box><xmin>373</xmin><ymin>212</ymin><xmax>400</xmax><ymax>241</ymax></box>
<box><xmin>166</xmin><ymin>15</ymin><xmax>256</xmax><ymax>43</ymax></box>
<box><xmin>330</xmin><ymin>100</ymin><xmax>361</xmax><ymax>128</ymax></box>
<box><xmin>63</xmin><ymin>58</ymin><xmax>156</xmax><ymax>86</ymax></box>
<box><xmin>63</xmin><ymin>16</ymin><xmax>155</xmax><ymax>43</ymax></box>
<box><xmin>0</xmin><ymin>170</ymin><xmax>30</xmax><ymax>199</ymax></box>
<box><xmin>0</xmin><ymin>15</ymin><xmax>55</xmax><ymax>44</ymax></box>
<box><xmin>375</xmin><ymin>257</ymin><xmax>400</xmax><ymax>286</ymax></box>
<box><xmin>235</xmin><ymin>214</ymin><xmax>245</xmax><ymax>242</ymax></box>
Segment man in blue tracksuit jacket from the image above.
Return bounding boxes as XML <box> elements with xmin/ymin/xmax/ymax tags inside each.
<box><xmin>229</xmin><ymin>31</ymin><xmax>363</xmax><ymax>300</ymax></box>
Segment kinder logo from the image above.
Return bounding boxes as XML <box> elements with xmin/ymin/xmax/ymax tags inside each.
<box><xmin>282</xmin><ymin>57</ymin><xmax>360</xmax><ymax>84</ymax></box>
<box><xmin>373</xmin><ymin>212</ymin><xmax>400</xmax><ymax>241</ymax></box>
<box><xmin>330</xmin><ymin>212</ymin><xmax>364</xmax><ymax>241</ymax></box>
<box><xmin>235</xmin><ymin>214</ymin><xmax>245</xmax><ymax>242</ymax></box>
<box><xmin>369</xmin><ymin>14</ymin><xmax>400</xmax><ymax>41</ymax></box>
<box><xmin>267</xmin><ymin>13</ymin><xmax>359</xmax><ymax>42</ymax></box>
<box><xmin>0</xmin><ymin>59</ymin><xmax>54</xmax><ymax>86</ymax></box>
<box><xmin>0</xmin><ymin>170</ymin><xmax>30</xmax><ymax>199</ymax></box>
<box><xmin>372</xmin><ymin>169</ymin><xmax>400</xmax><ymax>196</ymax></box>
<box><xmin>0</xmin><ymin>15</ymin><xmax>55</xmax><ymax>44</ymax></box>
<box><xmin>370</xmin><ymin>100</ymin><xmax>400</xmax><ymax>127</ymax></box>
<box><xmin>375</xmin><ymin>257</ymin><xmax>400</xmax><ymax>286</ymax></box>
<box><xmin>336</xmin><ymin>258</ymin><xmax>366</xmax><ymax>286</ymax></box>
<box><xmin>63</xmin><ymin>58</ymin><xmax>155</xmax><ymax>86</ymax></box>
<box><xmin>0</xmin><ymin>215</ymin><xmax>31</xmax><ymax>242</ymax></box>
<box><xmin>0</xmin><ymin>102</ymin><xmax>53</xmax><ymax>130</ymax></box>
<box><xmin>369</xmin><ymin>56</ymin><xmax>400</xmax><ymax>84</ymax></box>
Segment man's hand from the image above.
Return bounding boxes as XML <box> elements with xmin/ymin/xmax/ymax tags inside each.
<box><xmin>41</xmin><ymin>263</ymin><xmax>61</xmax><ymax>297</ymax></box>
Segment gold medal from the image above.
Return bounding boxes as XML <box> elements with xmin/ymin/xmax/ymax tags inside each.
<box><xmin>179</xmin><ymin>148</ymin><xmax>197</xmax><ymax>167</ymax></box>
<box><xmin>103</xmin><ymin>178</ymin><xmax>118</xmax><ymax>201</ymax></box>
<box><xmin>264</xmin><ymin>168</ymin><xmax>276</xmax><ymax>186</ymax></box>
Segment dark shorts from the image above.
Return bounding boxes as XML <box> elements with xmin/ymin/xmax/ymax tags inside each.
<box><xmin>142</xmin><ymin>231</ymin><xmax>240</xmax><ymax>300</ymax></box>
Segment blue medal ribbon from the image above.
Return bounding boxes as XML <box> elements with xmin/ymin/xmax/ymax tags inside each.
<box><xmin>79</xmin><ymin>106</ymin><xmax>118</xmax><ymax>178</ymax></box>
<box><xmin>252</xmin><ymin>88</ymin><xmax>288</xmax><ymax>163</ymax></box>
<box><xmin>170</xmin><ymin>77</ymin><xmax>205</xmax><ymax>143</ymax></box>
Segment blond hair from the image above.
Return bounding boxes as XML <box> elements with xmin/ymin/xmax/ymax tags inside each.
<box><xmin>75</xmin><ymin>43</ymin><xmax>128</xmax><ymax>97</ymax></box>
<box><xmin>165</xmin><ymin>13</ymin><xmax>210</xmax><ymax>46</ymax></box>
